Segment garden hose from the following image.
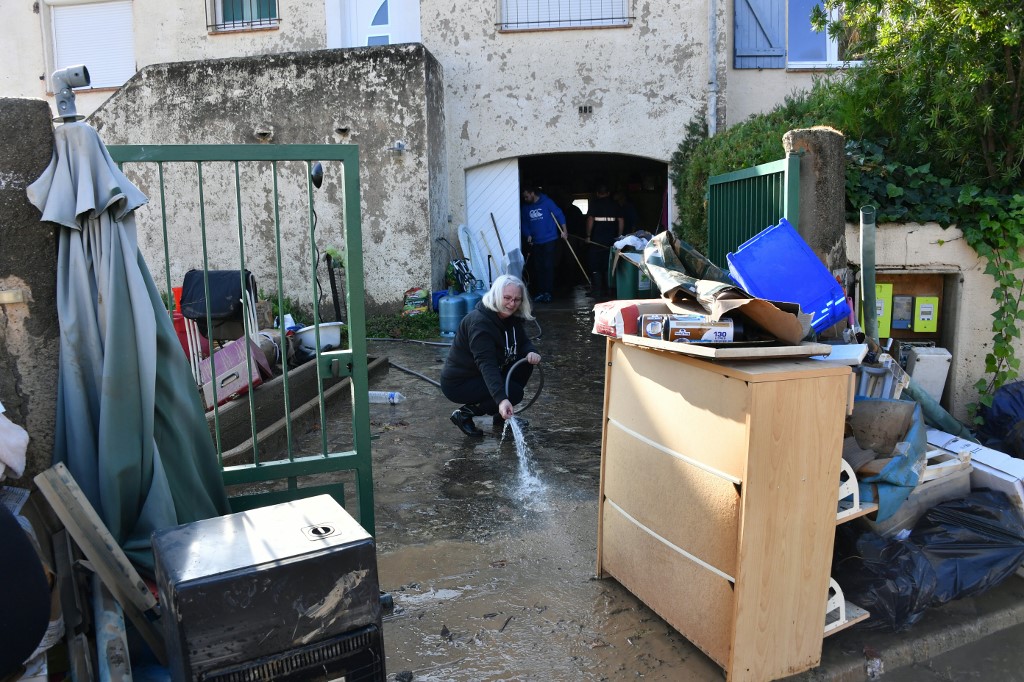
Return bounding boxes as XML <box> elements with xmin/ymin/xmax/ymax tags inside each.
<box><xmin>505</xmin><ymin>357</ymin><xmax>544</xmax><ymax>415</ymax></box>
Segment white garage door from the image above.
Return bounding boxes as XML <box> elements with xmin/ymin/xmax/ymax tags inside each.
<box><xmin>463</xmin><ymin>159</ymin><xmax>521</xmax><ymax>288</ymax></box>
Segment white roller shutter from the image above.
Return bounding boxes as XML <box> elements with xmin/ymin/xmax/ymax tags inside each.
<box><xmin>52</xmin><ymin>1</ymin><xmax>136</xmax><ymax>89</ymax></box>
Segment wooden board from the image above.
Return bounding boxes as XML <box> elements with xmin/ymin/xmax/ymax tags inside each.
<box><xmin>728</xmin><ymin>374</ymin><xmax>849</xmax><ymax>680</ymax></box>
<box><xmin>604</xmin><ymin>422</ymin><xmax>741</xmax><ymax>577</ymax></box>
<box><xmin>601</xmin><ymin>502</ymin><xmax>735</xmax><ymax>668</ymax></box>
<box><xmin>622</xmin><ymin>334</ymin><xmax>833</xmax><ymax>361</ymax></box>
<box><xmin>34</xmin><ymin>463</ymin><xmax>167</xmax><ymax>664</ymax></box>
<box><xmin>824</xmin><ymin>601</ymin><xmax>870</xmax><ymax>637</ymax></box>
<box><xmin>607</xmin><ymin>341</ymin><xmax>750</xmax><ymax>480</ymax></box>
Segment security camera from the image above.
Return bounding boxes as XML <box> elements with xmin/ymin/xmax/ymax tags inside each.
<box><xmin>52</xmin><ymin>64</ymin><xmax>90</xmax><ymax>121</ymax></box>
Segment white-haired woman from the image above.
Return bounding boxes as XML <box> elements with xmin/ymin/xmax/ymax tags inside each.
<box><xmin>440</xmin><ymin>275</ymin><xmax>542</xmax><ymax>437</ymax></box>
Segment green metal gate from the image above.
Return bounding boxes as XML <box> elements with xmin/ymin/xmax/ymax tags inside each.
<box><xmin>107</xmin><ymin>144</ymin><xmax>377</xmax><ymax>535</ymax></box>
<box><xmin>706</xmin><ymin>154</ymin><xmax>800</xmax><ymax>268</ymax></box>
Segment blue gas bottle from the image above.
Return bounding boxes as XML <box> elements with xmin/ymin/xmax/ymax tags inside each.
<box><xmin>462</xmin><ymin>280</ymin><xmax>484</xmax><ymax>313</ymax></box>
<box><xmin>438</xmin><ymin>287</ymin><xmax>465</xmax><ymax>336</ymax></box>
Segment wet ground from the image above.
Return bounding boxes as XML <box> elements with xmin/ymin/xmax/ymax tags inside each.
<box><xmin>363</xmin><ymin>288</ymin><xmax>723</xmax><ymax>681</ymax></box>
<box><xmin>353</xmin><ymin>286</ymin><xmax>1024</xmax><ymax>682</ymax></box>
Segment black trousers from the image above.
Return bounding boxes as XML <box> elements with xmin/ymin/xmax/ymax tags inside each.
<box><xmin>441</xmin><ymin>361</ymin><xmax>535</xmax><ymax>415</ymax></box>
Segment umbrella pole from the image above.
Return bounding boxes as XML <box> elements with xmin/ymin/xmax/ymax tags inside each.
<box><xmin>552</xmin><ymin>212</ymin><xmax>591</xmax><ymax>285</ymax></box>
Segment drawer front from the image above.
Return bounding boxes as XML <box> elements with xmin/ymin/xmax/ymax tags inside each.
<box><xmin>600</xmin><ymin>502</ymin><xmax>734</xmax><ymax>668</ymax></box>
<box><xmin>608</xmin><ymin>343</ymin><xmax>749</xmax><ymax>481</ymax></box>
<box><xmin>603</xmin><ymin>421</ymin><xmax>740</xmax><ymax>577</ymax></box>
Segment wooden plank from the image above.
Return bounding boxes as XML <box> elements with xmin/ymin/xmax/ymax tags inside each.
<box><xmin>596</xmin><ymin>337</ymin><xmax>615</xmax><ymax>578</ymax></box>
<box><xmin>34</xmin><ymin>463</ymin><xmax>167</xmax><ymax>664</ymax></box>
<box><xmin>728</xmin><ymin>372</ymin><xmax>848</xmax><ymax>681</ymax></box>
<box><xmin>601</xmin><ymin>502</ymin><xmax>734</xmax><ymax>669</ymax></box>
<box><xmin>622</xmin><ymin>334</ymin><xmax>833</xmax><ymax>361</ymax></box>
<box><xmin>836</xmin><ymin>502</ymin><xmax>878</xmax><ymax>524</ymax></box>
<box><xmin>604</xmin><ymin>422</ymin><xmax>741</xmax><ymax>578</ymax></box>
<box><xmin>824</xmin><ymin>601</ymin><xmax>870</xmax><ymax>637</ymax></box>
<box><xmin>608</xmin><ymin>341</ymin><xmax>750</xmax><ymax>481</ymax></box>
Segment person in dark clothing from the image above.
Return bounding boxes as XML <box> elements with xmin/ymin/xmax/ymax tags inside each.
<box><xmin>0</xmin><ymin>504</ymin><xmax>50</xmax><ymax>678</ymax></box>
<box><xmin>440</xmin><ymin>275</ymin><xmax>542</xmax><ymax>437</ymax></box>
<box><xmin>586</xmin><ymin>184</ymin><xmax>624</xmax><ymax>299</ymax></box>
<box><xmin>520</xmin><ymin>185</ymin><xmax>566</xmax><ymax>303</ymax></box>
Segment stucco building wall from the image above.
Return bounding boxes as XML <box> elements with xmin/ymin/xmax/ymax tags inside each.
<box><xmin>420</xmin><ymin>0</ymin><xmax>712</xmax><ymax>224</ymax></box>
<box><xmin>88</xmin><ymin>46</ymin><xmax>447</xmax><ymax>313</ymax></box>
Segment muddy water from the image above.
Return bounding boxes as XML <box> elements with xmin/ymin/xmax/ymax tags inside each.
<box><xmin>363</xmin><ymin>290</ymin><xmax>725</xmax><ymax>681</ymax></box>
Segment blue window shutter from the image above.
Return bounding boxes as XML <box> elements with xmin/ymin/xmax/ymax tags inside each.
<box><xmin>734</xmin><ymin>0</ymin><xmax>785</xmax><ymax>69</ymax></box>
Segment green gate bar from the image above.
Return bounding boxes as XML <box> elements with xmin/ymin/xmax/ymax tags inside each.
<box><xmin>706</xmin><ymin>154</ymin><xmax>800</xmax><ymax>268</ymax></box>
<box><xmin>107</xmin><ymin>144</ymin><xmax>376</xmax><ymax>535</ymax></box>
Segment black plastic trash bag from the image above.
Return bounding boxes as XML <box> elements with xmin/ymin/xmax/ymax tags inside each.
<box><xmin>832</xmin><ymin>524</ymin><xmax>938</xmax><ymax>632</ymax></box>
<box><xmin>910</xmin><ymin>490</ymin><xmax>1024</xmax><ymax>606</ymax></box>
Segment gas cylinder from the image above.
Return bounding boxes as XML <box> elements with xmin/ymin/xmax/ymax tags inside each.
<box><xmin>462</xmin><ymin>280</ymin><xmax>484</xmax><ymax>313</ymax></box>
<box><xmin>438</xmin><ymin>288</ymin><xmax>465</xmax><ymax>336</ymax></box>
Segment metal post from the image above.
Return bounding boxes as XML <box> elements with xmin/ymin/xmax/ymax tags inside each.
<box><xmin>860</xmin><ymin>206</ymin><xmax>878</xmax><ymax>341</ymax></box>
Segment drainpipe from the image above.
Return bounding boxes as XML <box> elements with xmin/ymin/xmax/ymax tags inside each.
<box><xmin>707</xmin><ymin>0</ymin><xmax>719</xmax><ymax>136</ymax></box>
<box><xmin>860</xmin><ymin>206</ymin><xmax>878</xmax><ymax>340</ymax></box>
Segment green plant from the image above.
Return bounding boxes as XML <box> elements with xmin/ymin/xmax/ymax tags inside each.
<box><xmin>813</xmin><ymin>0</ymin><xmax>1024</xmax><ymax>187</ymax></box>
<box><xmin>669</xmin><ymin>86</ymin><xmax>839</xmax><ymax>253</ymax></box>
<box><xmin>259</xmin><ymin>290</ymin><xmax>307</xmax><ymax>325</ymax></box>
<box><xmin>366</xmin><ymin>311</ymin><xmax>441</xmax><ymax>340</ymax></box>
<box><xmin>958</xmin><ymin>191</ymin><xmax>1024</xmax><ymax>422</ymax></box>
<box><xmin>844</xmin><ymin>139</ymin><xmax>959</xmax><ymax>225</ymax></box>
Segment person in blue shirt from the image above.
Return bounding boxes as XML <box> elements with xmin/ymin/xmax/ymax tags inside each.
<box><xmin>519</xmin><ymin>185</ymin><xmax>566</xmax><ymax>303</ymax></box>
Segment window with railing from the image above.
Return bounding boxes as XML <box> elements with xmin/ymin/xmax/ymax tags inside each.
<box><xmin>498</xmin><ymin>0</ymin><xmax>631</xmax><ymax>31</ymax></box>
<box><xmin>207</xmin><ymin>0</ymin><xmax>280</xmax><ymax>32</ymax></box>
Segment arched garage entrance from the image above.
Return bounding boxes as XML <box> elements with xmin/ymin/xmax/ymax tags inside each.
<box><xmin>463</xmin><ymin>152</ymin><xmax>669</xmax><ymax>291</ymax></box>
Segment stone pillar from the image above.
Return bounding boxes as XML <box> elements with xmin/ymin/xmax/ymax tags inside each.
<box><xmin>0</xmin><ymin>98</ymin><xmax>59</xmax><ymax>483</ymax></box>
<box><xmin>783</xmin><ymin>126</ymin><xmax>847</xmax><ymax>274</ymax></box>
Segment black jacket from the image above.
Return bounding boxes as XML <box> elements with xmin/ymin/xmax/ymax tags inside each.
<box><xmin>440</xmin><ymin>301</ymin><xmax>536</xmax><ymax>405</ymax></box>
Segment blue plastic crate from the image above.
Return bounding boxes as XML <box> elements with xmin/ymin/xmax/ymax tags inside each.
<box><xmin>726</xmin><ymin>218</ymin><xmax>850</xmax><ymax>334</ymax></box>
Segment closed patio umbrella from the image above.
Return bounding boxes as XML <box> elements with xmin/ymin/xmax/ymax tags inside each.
<box><xmin>27</xmin><ymin>120</ymin><xmax>230</xmax><ymax>575</ymax></box>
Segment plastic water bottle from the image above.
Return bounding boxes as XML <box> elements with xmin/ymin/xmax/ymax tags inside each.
<box><xmin>368</xmin><ymin>391</ymin><xmax>406</xmax><ymax>404</ymax></box>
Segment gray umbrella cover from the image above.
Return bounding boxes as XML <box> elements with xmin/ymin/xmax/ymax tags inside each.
<box><xmin>27</xmin><ymin>122</ymin><xmax>230</xmax><ymax>574</ymax></box>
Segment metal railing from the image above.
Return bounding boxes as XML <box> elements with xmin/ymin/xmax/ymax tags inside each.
<box><xmin>107</xmin><ymin>144</ymin><xmax>377</xmax><ymax>534</ymax></box>
<box><xmin>498</xmin><ymin>0</ymin><xmax>631</xmax><ymax>30</ymax></box>
<box><xmin>706</xmin><ymin>154</ymin><xmax>800</xmax><ymax>268</ymax></box>
<box><xmin>207</xmin><ymin>0</ymin><xmax>280</xmax><ymax>32</ymax></box>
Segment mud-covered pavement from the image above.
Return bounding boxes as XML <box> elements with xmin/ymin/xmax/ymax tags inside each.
<box><xmin>363</xmin><ymin>289</ymin><xmax>723</xmax><ymax>681</ymax></box>
<box><xmin>332</xmin><ymin>285</ymin><xmax>1024</xmax><ymax>682</ymax></box>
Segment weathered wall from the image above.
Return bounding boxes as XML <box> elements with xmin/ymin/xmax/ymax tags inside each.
<box><xmin>0</xmin><ymin>98</ymin><xmax>59</xmax><ymax>483</ymax></box>
<box><xmin>845</xmin><ymin>222</ymin><xmax>999</xmax><ymax>422</ymax></box>
<box><xmin>0</xmin><ymin>4</ymin><xmax>49</xmax><ymax>104</ymax></box>
<box><xmin>419</xmin><ymin>0</ymin><xmax>712</xmax><ymax>230</ymax></box>
<box><xmin>88</xmin><ymin>46</ymin><xmax>448</xmax><ymax>313</ymax></box>
<box><xmin>784</xmin><ymin>127</ymin><xmax>847</xmax><ymax>272</ymax></box>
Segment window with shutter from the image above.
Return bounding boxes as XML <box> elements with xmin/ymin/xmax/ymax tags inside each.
<box><xmin>49</xmin><ymin>0</ymin><xmax>135</xmax><ymax>89</ymax></box>
<box><xmin>734</xmin><ymin>0</ymin><xmax>862</xmax><ymax>69</ymax></box>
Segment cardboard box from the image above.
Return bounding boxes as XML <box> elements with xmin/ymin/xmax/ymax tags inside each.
<box><xmin>592</xmin><ymin>296</ymin><xmax>809</xmax><ymax>345</ymax></box>
<box><xmin>927</xmin><ymin>428</ymin><xmax>1024</xmax><ymax>523</ymax></box>
<box><xmin>638</xmin><ymin>313</ymin><xmax>734</xmax><ymax>343</ymax></box>
<box><xmin>592</xmin><ymin>299</ymin><xmax>674</xmax><ymax>339</ymax></box>
<box><xmin>198</xmin><ymin>337</ymin><xmax>273</xmax><ymax>410</ymax></box>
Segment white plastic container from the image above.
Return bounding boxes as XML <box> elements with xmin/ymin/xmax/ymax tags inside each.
<box><xmin>294</xmin><ymin>321</ymin><xmax>345</xmax><ymax>352</ymax></box>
